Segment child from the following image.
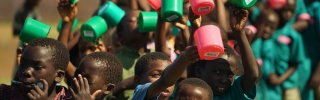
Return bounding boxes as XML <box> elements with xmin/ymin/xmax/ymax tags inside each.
<box><xmin>271</xmin><ymin>0</ymin><xmax>311</xmax><ymax>99</ymax></box>
<box><xmin>189</xmin><ymin>7</ymin><xmax>260</xmax><ymax>100</ymax></box>
<box><xmin>115</xmin><ymin>10</ymin><xmax>152</xmax><ymax>100</ymax></box>
<box><xmin>70</xmin><ymin>52</ymin><xmax>123</xmax><ymax>100</ymax></box>
<box><xmin>0</xmin><ymin>38</ymin><xmax>71</xmax><ymax>99</ymax></box>
<box><xmin>251</xmin><ymin>8</ymin><xmax>282</xmax><ymax>100</ymax></box>
<box><xmin>132</xmin><ymin>49</ymin><xmax>198</xmax><ymax>100</ymax></box>
<box><xmin>174</xmin><ymin>78</ymin><xmax>214</xmax><ymax>100</ymax></box>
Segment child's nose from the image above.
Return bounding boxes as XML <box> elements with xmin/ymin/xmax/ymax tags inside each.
<box><xmin>22</xmin><ymin>67</ymin><xmax>33</xmax><ymax>78</ymax></box>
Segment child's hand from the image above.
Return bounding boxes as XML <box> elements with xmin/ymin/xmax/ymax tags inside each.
<box><xmin>70</xmin><ymin>74</ymin><xmax>102</xmax><ymax>100</ymax></box>
<box><xmin>174</xmin><ymin>16</ymin><xmax>188</xmax><ymax>30</ymax></box>
<box><xmin>94</xmin><ymin>38</ymin><xmax>107</xmax><ymax>52</ymax></box>
<box><xmin>27</xmin><ymin>79</ymin><xmax>49</xmax><ymax>100</ymax></box>
<box><xmin>269</xmin><ymin>73</ymin><xmax>283</xmax><ymax>85</ymax></box>
<box><xmin>308</xmin><ymin>72</ymin><xmax>320</xmax><ymax>88</ymax></box>
<box><xmin>17</xmin><ymin>43</ymin><xmax>28</xmax><ymax>66</ymax></box>
<box><xmin>57</xmin><ymin>1</ymin><xmax>78</xmax><ymax>22</ymax></box>
<box><xmin>180</xmin><ymin>46</ymin><xmax>199</xmax><ymax>63</ymax></box>
<box><xmin>188</xmin><ymin>7</ymin><xmax>201</xmax><ymax>28</ymax></box>
<box><xmin>229</xmin><ymin>7</ymin><xmax>248</xmax><ymax>32</ymax></box>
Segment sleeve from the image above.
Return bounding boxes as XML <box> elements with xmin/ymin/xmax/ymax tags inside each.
<box><xmin>132</xmin><ymin>83</ymin><xmax>158</xmax><ymax>100</ymax></box>
<box><xmin>230</xmin><ymin>76</ymin><xmax>256</xmax><ymax>100</ymax></box>
<box><xmin>288</xmin><ymin>31</ymin><xmax>305</xmax><ymax>65</ymax></box>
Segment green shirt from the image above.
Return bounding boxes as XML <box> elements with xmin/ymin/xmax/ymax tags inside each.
<box><xmin>116</xmin><ymin>46</ymin><xmax>145</xmax><ymax>100</ymax></box>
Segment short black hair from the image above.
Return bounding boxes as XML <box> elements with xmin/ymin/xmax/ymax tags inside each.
<box><xmin>135</xmin><ymin>52</ymin><xmax>171</xmax><ymax>77</ymax></box>
<box><xmin>82</xmin><ymin>52</ymin><xmax>123</xmax><ymax>84</ymax></box>
<box><xmin>28</xmin><ymin>38</ymin><xmax>69</xmax><ymax>71</ymax></box>
<box><xmin>175</xmin><ymin>78</ymin><xmax>213</xmax><ymax>99</ymax></box>
<box><xmin>187</xmin><ymin>42</ymin><xmax>243</xmax><ymax>77</ymax></box>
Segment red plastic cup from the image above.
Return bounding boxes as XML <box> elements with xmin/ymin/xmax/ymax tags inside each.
<box><xmin>147</xmin><ymin>0</ymin><xmax>161</xmax><ymax>10</ymax></box>
<box><xmin>190</xmin><ymin>0</ymin><xmax>215</xmax><ymax>15</ymax></box>
<box><xmin>267</xmin><ymin>0</ymin><xmax>286</xmax><ymax>10</ymax></box>
<box><xmin>194</xmin><ymin>25</ymin><xmax>224</xmax><ymax>60</ymax></box>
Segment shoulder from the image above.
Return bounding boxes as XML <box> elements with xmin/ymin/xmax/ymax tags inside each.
<box><xmin>230</xmin><ymin>76</ymin><xmax>256</xmax><ymax>100</ymax></box>
<box><xmin>132</xmin><ymin>83</ymin><xmax>152</xmax><ymax>100</ymax></box>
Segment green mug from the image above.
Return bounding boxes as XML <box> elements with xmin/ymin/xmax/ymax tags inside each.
<box><xmin>20</xmin><ymin>17</ymin><xmax>50</xmax><ymax>43</ymax></box>
<box><xmin>138</xmin><ymin>12</ymin><xmax>158</xmax><ymax>32</ymax></box>
<box><xmin>69</xmin><ymin>0</ymin><xmax>77</xmax><ymax>4</ymax></box>
<box><xmin>228</xmin><ymin>0</ymin><xmax>257</xmax><ymax>9</ymax></box>
<box><xmin>161</xmin><ymin>0</ymin><xmax>183</xmax><ymax>22</ymax></box>
<box><xmin>98</xmin><ymin>1</ymin><xmax>125</xmax><ymax>27</ymax></box>
<box><xmin>80</xmin><ymin>16</ymin><xmax>108</xmax><ymax>43</ymax></box>
<box><xmin>57</xmin><ymin>18</ymin><xmax>79</xmax><ymax>33</ymax></box>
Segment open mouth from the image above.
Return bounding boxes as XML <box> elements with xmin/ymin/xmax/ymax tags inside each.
<box><xmin>160</xmin><ymin>89</ymin><xmax>171</xmax><ymax>97</ymax></box>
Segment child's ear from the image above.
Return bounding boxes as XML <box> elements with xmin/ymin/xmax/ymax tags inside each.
<box><xmin>195</xmin><ymin>66</ymin><xmax>201</xmax><ymax>78</ymax></box>
<box><xmin>102</xmin><ymin>83</ymin><xmax>115</xmax><ymax>95</ymax></box>
<box><xmin>55</xmin><ymin>70</ymin><xmax>65</xmax><ymax>83</ymax></box>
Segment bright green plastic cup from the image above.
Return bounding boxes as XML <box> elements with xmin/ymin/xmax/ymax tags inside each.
<box><xmin>98</xmin><ymin>1</ymin><xmax>125</xmax><ymax>27</ymax></box>
<box><xmin>161</xmin><ymin>0</ymin><xmax>183</xmax><ymax>22</ymax></box>
<box><xmin>69</xmin><ymin>0</ymin><xmax>77</xmax><ymax>4</ymax></box>
<box><xmin>138</xmin><ymin>12</ymin><xmax>158</xmax><ymax>32</ymax></box>
<box><xmin>19</xmin><ymin>18</ymin><xmax>50</xmax><ymax>43</ymax></box>
<box><xmin>228</xmin><ymin>0</ymin><xmax>257</xmax><ymax>9</ymax></box>
<box><xmin>57</xmin><ymin>18</ymin><xmax>79</xmax><ymax>33</ymax></box>
<box><xmin>80</xmin><ymin>16</ymin><xmax>108</xmax><ymax>42</ymax></box>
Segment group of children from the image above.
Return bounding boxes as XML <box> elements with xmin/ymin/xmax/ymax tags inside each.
<box><xmin>2</xmin><ymin>0</ymin><xmax>319</xmax><ymax>100</ymax></box>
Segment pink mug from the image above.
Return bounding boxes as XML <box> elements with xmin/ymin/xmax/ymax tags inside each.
<box><xmin>190</xmin><ymin>0</ymin><xmax>215</xmax><ymax>15</ymax></box>
<box><xmin>194</xmin><ymin>25</ymin><xmax>224</xmax><ymax>60</ymax></box>
<box><xmin>147</xmin><ymin>0</ymin><xmax>161</xmax><ymax>10</ymax></box>
<box><xmin>268</xmin><ymin>0</ymin><xmax>286</xmax><ymax>10</ymax></box>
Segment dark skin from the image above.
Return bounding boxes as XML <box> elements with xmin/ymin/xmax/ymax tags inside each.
<box><xmin>135</xmin><ymin>46</ymin><xmax>199</xmax><ymax>100</ymax></box>
<box><xmin>269</xmin><ymin>0</ymin><xmax>299</xmax><ymax>86</ymax></box>
<box><xmin>71</xmin><ymin>58</ymin><xmax>115</xmax><ymax>100</ymax></box>
<box><xmin>155</xmin><ymin>9</ymin><xmax>171</xmax><ymax>56</ymax></box>
<box><xmin>18</xmin><ymin>46</ymin><xmax>65</xmax><ymax>99</ymax></box>
<box><xmin>24</xmin><ymin>0</ymin><xmax>41</xmax><ymax>9</ymax></box>
<box><xmin>308</xmin><ymin>60</ymin><xmax>320</xmax><ymax>89</ymax></box>
<box><xmin>253</xmin><ymin>9</ymin><xmax>280</xmax><ymax>40</ymax></box>
<box><xmin>175</xmin><ymin>85</ymin><xmax>210</xmax><ymax>100</ymax></box>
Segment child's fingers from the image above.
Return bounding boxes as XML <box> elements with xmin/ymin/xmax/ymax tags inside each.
<box><xmin>40</xmin><ymin>79</ymin><xmax>48</xmax><ymax>92</ymax></box>
<box><xmin>78</xmin><ymin>74</ymin><xmax>85</xmax><ymax>90</ymax></box>
<box><xmin>73</xmin><ymin>77</ymin><xmax>80</xmax><ymax>92</ymax></box>
<box><xmin>70</xmin><ymin>87</ymin><xmax>77</xmax><ymax>97</ymax></box>
<box><xmin>27</xmin><ymin>93</ymin><xmax>36</xmax><ymax>99</ymax></box>
<box><xmin>29</xmin><ymin>89</ymin><xmax>39</xmax><ymax>98</ymax></box>
<box><xmin>83</xmin><ymin>77</ymin><xmax>90</xmax><ymax>93</ymax></box>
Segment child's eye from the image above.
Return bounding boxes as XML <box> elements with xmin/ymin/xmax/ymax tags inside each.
<box><xmin>34</xmin><ymin>66</ymin><xmax>44</xmax><ymax>70</ymax></box>
<box><xmin>151</xmin><ymin>74</ymin><xmax>161</xmax><ymax>78</ymax></box>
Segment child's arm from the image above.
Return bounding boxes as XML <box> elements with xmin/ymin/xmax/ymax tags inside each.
<box><xmin>188</xmin><ymin>7</ymin><xmax>201</xmax><ymax>46</ymax></box>
<box><xmin>155</xmin><ymin>10</ymin><xmax>171</xmax><ymax>56</ymax></box>
<box><xmin>113</xmin><ymin>76</ymin><xmax>135</xmax><ymax>97</ymax></box>
<box><xmin>308</xmin><ymin>60</ymin><xmax>320</xmax><ymax>88</ymax></box>
<box><xmin>57</xmin><ymin>3</ymin><xmax>78</xmax><ymax>47</ymax></box>
<box><xmin>174</xmin><ymin>16</ymin><xmax>190</xmax><ymax>49</ymax></box>
<box><xmin>229</xmin><ymin>7</ymin><xmax>260</xmax><ymax>93</ymax></box>
<box><xmin>67</xmin><ymin>30</ymin><xmax>81</xmax><ymax>50</ymax></box>
<box><xmin>269</xmin><ymin>65</ymin><xmax>297</xmax><ymax>85</ymax></box>
<box><xmin>137</xmin><ymin>0</ymin><xmax>151</xmax><ymax>11</ymax></box>
<box><xmin>292</xmin><ymin>20</ymin><xmax>308</xmax><ymax>32</ymax></box>
<box><xmin>145</xmin><ymin>46</ymin><xmax>198</xmax><ymax>99</ymax></box>
<box><xmin>216</xmin><ymin>0</ymin><xmax>228</xmax><ymax>30</ymax></box>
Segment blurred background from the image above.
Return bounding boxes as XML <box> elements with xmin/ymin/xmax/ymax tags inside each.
<box><xmin>0</xmin><ymin>0</ymin><xmax>100</xmax><ymax>85</ymax></box>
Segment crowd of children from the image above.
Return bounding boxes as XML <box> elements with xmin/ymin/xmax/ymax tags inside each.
<box><xmin>1</xmin><ymin>0</ymin><xmax>319</xmax><ymax>99</ymax></box>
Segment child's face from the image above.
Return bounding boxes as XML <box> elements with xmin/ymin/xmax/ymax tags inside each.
<box><xmin>120</xmin><ymin>11</ymin><xmax>151</xmax><ymax>47</ymax></box>
<box><xmin>138</xmin><ymin>60</ymin><xmax>174</xmax><ymax>99</ymax></box>
<box><xmin>18</xmin><ymin>46</ymin><xmax>60</xmax><ymax>91</ymax></box>
<box><xmin>74</xmin><ymin>58</ymin><xmax>105</xmax><ymax>97</ymax></box>
<box><xmin>78</xmin><ymin>39</ymin><xmax>96</xmax><ymax>59</ymax></box>
<box><xmin>175</xmin><ymin>85</ymin><xmax>210</xmax><ymax>100</ymax></box>
<box><xmin>197</xmin><ymin>55</ymin><xmax>235</xmax><ymax>95</ymax></box>
<box><xmin>277</xmin><ymin>0</ymin><xmax>296</xmax><ymax>22</ymax></box>
<box><xmin>257</xmin><ymin>13</ymin><xmax>279</xmax><ymax>40</ymax></box>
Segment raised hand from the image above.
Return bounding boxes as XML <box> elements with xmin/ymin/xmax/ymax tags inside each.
<box><xmin>188</xmin><ymin>7</ymin><xmax>201</xmax><ymax>28</ymax></box>
<box><xmin>57</xmin><ymin>0</ymin><xmax>78</xmax><ymax>22</ymax></box>
<box><xmin>27</xmin><ymin>79</ymin><xmax>49</xmax><ymax>100</ymax></box>
<box><xmin>70</xmin><ymin>74</ymin><xmax>102</xmax><ymax>100</ymax></box>
<box><xmin>229</xmin><ymin>7</ymin><xmax>249</xmax><ymax>32</ymax></box>
<box><xmin>180</xmin><ymin>46</ymin><xmax>199</xmax><ymax>63</ymax></box>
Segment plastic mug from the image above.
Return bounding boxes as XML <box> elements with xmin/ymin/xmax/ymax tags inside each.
<box><xmin>267</xmin><ymin>0</ymin><xmax>286</xmax><ymax>10</ymax></box>
<box><xmin>138</xmin><ymin>12</ymin><xmax>158</xmax><ymax>32</ymax></box>
<box><xmin>80</xmin><ymin>16</ymin><xmax>108</xmax><ymax>42</ymax></box>
<box><xmin>161</xmin><ymin>0</ymin><xmax>183</xmax><ymax>22</ymax></box>
<box><xmin>190</xmin><ymin>0</ymin><xmax>215</xmax><ymax>15</ymax></box>
<box><xmin>57</xmin><ymin>0</ymin><xmax>77</xmax><ymax>4</ymax></box>
<box><xmin>147</xmin><ymin>0</ymin><xmax>161</xmax><ymax>10</ymax></box>
<box><xmin>228</xmin><ymin>0</ymin><xmax>257</xmax><ymax>9</ymax></box>
<box><xmin>20</xmin><ymin>17</ymin><xmax>50</xmax><ymax>43</ymax></box>
<box><xmin>98</xmin><ymin>1</ymin><xmax>125</xmax><ymax>27</ymax></box>
<box><xmin>194</xmin><ymin>25</ymin><xmax>224</xmax><ymax>60</ymax></box>
<box><xmin>57</xmin><ymin>18</ymin><xmax>79</xmax><ymax>33</ymax></box>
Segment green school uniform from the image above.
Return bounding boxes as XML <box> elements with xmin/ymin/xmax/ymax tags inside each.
<box><xmin>299</xmin><ymin>1</ymin><xmax>320</xmax><ymax>99</ymax></box>
<box><xmin>288</xmin><ymin>0</ymin><xmax>308</xmax><ymax>25</ymax></box>
<box><xmin>214</xmin><ymin>76</ymin><xmax>256</xmax><ymax>100</ymax></box>
<box><xmin>116</xmin><ymin>46</ymin><xmax>145</xmax><ymax>100</ymax></box>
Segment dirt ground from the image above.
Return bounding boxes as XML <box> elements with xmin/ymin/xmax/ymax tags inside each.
<box><xmin>0</xmin><ymin>21</ymin><xmax>60</xmax><ymax>85</ymax></box>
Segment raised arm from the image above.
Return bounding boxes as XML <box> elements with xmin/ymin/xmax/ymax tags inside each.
<box><xmin>145</xmin><ymin>46</ymin><xmax>198</xmax><ymax>99</ymax></box>
<box><xmin>188</xmin><ymin>7</ymin><xmax>201</xmax><ymax>46</ymax></box>
<box><xmin>155</xmin><ymin>10</ymin><xmax>171</xmax><ymax>56</ymax></box>
<box><xmin>229</xmin><ymin>7</ymin><xmax>260</xmax><ymax>93</ymax></box>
